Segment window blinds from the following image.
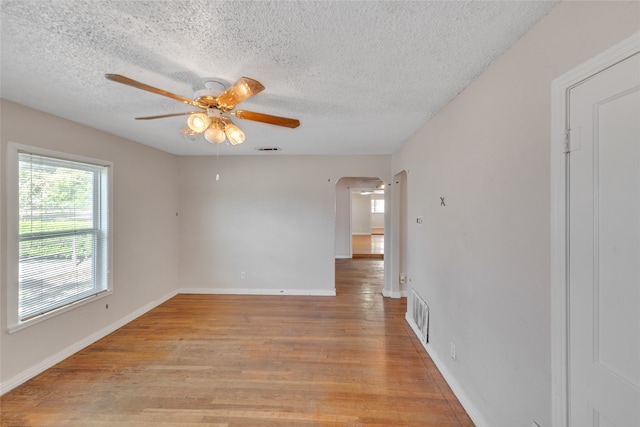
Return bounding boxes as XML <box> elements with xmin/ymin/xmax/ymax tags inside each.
<box><xmin>18</xmin><ymin>152</ymin><xmax>109</xmax><ymax>321</ymax></box>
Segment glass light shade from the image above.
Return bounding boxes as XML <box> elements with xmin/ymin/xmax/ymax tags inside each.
<box><xmin>187</xmin><ymin>113</ymin><xmax>210</xmax><ymax>133</ymax></box>
<box><xmin>225</xmin><ymin>123</ymin><xmax>245</xmax><ymax>145</ymax></box>
<box><xmin>204</xmin><ymin>126</ymin><xmax>226</xmax><ymax>144</ymax></box>
<box><xmin>180</xmin><ymin>125</ymin><xmax>198</xmax><ymax>142</ymax></box>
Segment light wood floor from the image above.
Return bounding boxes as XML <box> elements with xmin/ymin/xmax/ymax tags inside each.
<box><xmin>352</xmin><ymin>234</ymin><xmax>384</xmax><ymax>259</ymax></box>
<box><xmin>0</xmin><ymin>259</ymin><xmax>472</xmax><ymax>427</ymax></box>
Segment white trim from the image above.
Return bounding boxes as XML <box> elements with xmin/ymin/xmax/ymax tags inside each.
<box><xmin>335</xmin><ymin>255</ymin><xmax>351</xmax><ymax>259</ymax></box>
<box><xmin>382</xmin><ymin>289</ymin><xmax>395</xmax><ymax>298</ymax></box>
<box><xmin>405</xmin><ymin>314</ymin><xmax>488</xmax><ymax>427</ymax></box>
<box><xmin>0</xmin><ymin>290</ymin><xmax>178</xmax><ymax>395</ymax></box>
<box><xmin>386</xmin><ymin>170</ymin><xmax>407</xmax><ymax>299</ymax></box>
<box><xmin>382</xmin><ymin>289</ymin><xmax>404</xmax><ymax>299</ymax></box>
<box><xmin>7</xmin><ymin>290</ymin><xmax>113</xmax><ymax>334</ymax></box>
<box><xmin>178</xmin><ymin>288</ymin><xmax>336</xmax><ymax>296</ymax></box>
<box><xmin>550</xmin><ymin>32</ymin><xmax>640</xmax><ymax>427</ymax></box>
<box><xmin>349</xmin><ymin>188</ymin><xmax>353</xmax><ymax>258</ymax></box>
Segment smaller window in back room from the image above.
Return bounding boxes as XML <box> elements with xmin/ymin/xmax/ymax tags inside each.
<box><xmin>371</xmin><ymin>198</ymin><xmax>384</xmax><ymax>214</ymax></box>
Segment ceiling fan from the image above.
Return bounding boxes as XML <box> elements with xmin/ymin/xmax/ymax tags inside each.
<box><xmin>105</xmin><ymin>74</ymin><xmax>300</xmax><ymax>146</ymax></box>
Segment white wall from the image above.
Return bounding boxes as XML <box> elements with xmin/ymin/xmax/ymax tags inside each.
<box><xmin>393</xmin><ymin>2</ymin><xmax>639</xmax><ymax>426</ymax></box>
<box><xmin>351</xmin><ymin>193</ymin><xmax>371</xmax><ymax>235</ymax></box>
<box><xmin>177</xmin><ymin>156</ymin><xmax>389</xmax><ymax>294</ymax></box>
<box><xmin>0</xmin><ymin>100</ymin><xmax>180</xmax><ymax>389</ymax></box>
<box><xmin>370</xmin><ymin>212</ymin><xmax>384</xmax><ymax>229</ymax></box>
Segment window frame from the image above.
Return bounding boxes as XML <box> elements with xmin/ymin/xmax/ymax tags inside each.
<box><xmin>6</xmin><ymin>142</ymin><xmax>113</xmax><ymax>333</ymax></box>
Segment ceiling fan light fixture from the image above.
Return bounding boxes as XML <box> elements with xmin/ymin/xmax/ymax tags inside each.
<box><xmin>204</xmin><ymin>117</ymin><xmax>226</xmax><ymax>144</ymax></box>
<box><xmin>187</xmin><ymin>113</ymin><xmax>210</xmax><ymax>133</ymax></box>
<box><xmin>180</xmin><ymin>125</ymin><xmax>199</xmax><ymax>142</ymax></box>
<box><xmin>225</xmin><ymin>122</ymin><xmax>245</xmax><ymax>145</ymax></box>
<box><xmin>204</xmin><ymin>124</ymin><xmax>226</xmax><ymax>144</ymax></box>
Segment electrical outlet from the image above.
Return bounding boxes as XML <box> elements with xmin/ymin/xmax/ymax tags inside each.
<box><xmin>450</xmin><ymin>341</ymin><xmax>457</xmax><ymax>361</ymax></box>
<box><xmin>241</xmin><ymin>272</ymin><xmax>246</xmax><ymax>279</ymax></box>
<box><xmin>416</xmin><ymin>216</ymin><xmax>424</xmax><ymax>226</ymax></box>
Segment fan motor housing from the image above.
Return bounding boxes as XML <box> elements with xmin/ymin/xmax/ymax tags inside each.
<box><xmin>194</xmin><ymin>80</ymin><xmax>227</xmax><ymax>109</ymax></box>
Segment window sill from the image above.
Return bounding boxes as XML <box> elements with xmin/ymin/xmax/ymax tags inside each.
<box><xmin>7</xmin><ymin>289</ymin><xmax>112</xmax><ymax>334</ymax></box>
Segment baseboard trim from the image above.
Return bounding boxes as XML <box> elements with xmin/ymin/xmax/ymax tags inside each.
<box><xmin>335</xmin><ymin>255</ymin><xmax>351</xmax><ymax>259</ymax></box>
<box><xmin>178</xmin><ymin>288</ymin><xmax>337</xmax><ymax>297</ymax></box>
<box><xmin>1</xmin><ymin>290</ymin><xmax>178</xmax><ymax>395</ymax></box>
<box><xmin>382</xmin><ymin>289</ymin><xmax>407</xmax><ymax>298</ymax></box>
<box><xmin>382</xmin><ymin>289</ymin><xmax>402</xmax><ymax>298</ymax></box>
<box><xmin>405</xmin><ymin>314</ymin><xmax>488</xmax><ymax>427</ymax></box>
<box><xmin>352</xmin><ymin>253</ymin><xmax>383</xmax><ymax>259</ymax></box>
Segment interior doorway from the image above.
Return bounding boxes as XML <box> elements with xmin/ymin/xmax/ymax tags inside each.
<box><xmin>551</xmin><ymin>34</ymin><xmax>639</xmax><ymax>427</ymax></box>
<box><xmin>351</xmin><ymin>188</ymin><xmax>384</xmax><ymax>259</ymax></box>
<box><xmin>335</xmin><ymin>177</ymin><xmax>385</xmax><ymax>260</ymax></box>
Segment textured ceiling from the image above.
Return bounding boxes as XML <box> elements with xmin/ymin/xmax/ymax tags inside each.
<box><xmin>1</xmin><ymin>0</ymin><xmax>557</xmax><ymax>156</ymax></box>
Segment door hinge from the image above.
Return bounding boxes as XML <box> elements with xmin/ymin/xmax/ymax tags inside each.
<box><xmin>564</xmin><ymin>127</ymin><xmax>581</xmax><ymax>153</ymax></box>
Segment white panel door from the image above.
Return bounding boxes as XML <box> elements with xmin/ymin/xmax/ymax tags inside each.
<box><xmin>568</xmin><ymin>52</ymin><xmax>640</xmax><ymax>427</ymax></box>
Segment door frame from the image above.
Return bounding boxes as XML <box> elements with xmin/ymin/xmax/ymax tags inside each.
<box><xmin>550</xmin><ymin>32</ymin><xmax>639</xmax><ymax>427</ymax></box>
<box><xmin>349</xmin><ymin>187</ymin><xmax>375</xmax><ymax>258</ymax></box>
<box><xmin>385</xmin><ymin>170</ymin><xmax>407</xmax><ymax>298</ymax></box>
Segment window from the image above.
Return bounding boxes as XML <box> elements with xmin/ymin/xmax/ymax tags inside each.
<box><xmin>371</xmin><ymin>199</ymin><xmax>385</xmax><ymax>214</ymax></box>
<box><xmin>7</xmin><ymin>144</ymin><xmax>112</xmax><ymax>331</ymax></box>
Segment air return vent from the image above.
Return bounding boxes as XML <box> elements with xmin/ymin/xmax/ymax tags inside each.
<box><xmin>255</xmin><ymin>147</ymin><xmax>281</xmax><ymax>152</ymax></box>
<box><xmin>411</xmin><ymin>289</ymin><xmax>429</xmax><ymax>344</ymax></box>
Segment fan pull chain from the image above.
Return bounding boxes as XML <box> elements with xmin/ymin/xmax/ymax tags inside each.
<box><xmin>215</xmin><ymin>143</ymin><xmax>220</xmax><ymax>181</ymax></box>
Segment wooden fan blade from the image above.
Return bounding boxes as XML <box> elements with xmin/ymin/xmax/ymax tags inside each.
<box><xmin>105</xmin><ymin>74</ymin><xmax>203</xmax><ymax>108</ymax></box>
<box><xmin>135</xmin><ymin>111</ymin><xmax>202</xmax><ymax>120</ymax></box>
<box><xmin>233</xmin><ymin>110</ymin><xmax>300</xmax><ymax>128</ymax></box>
<box><xmin>216</xmin><ymin>77</ymin><xmax>265</xmax><ymax>110</ymax></box>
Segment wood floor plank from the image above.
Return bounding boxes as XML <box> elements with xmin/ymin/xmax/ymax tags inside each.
<box><xmin>352</xmin><ymin>235</ymin><xmax>384</xmax><ymax>258</ymax></box>
<box><xmin>1</xmin><ymin>259</ymin><xmax>473</xmax><ymax>426</ymax></box>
